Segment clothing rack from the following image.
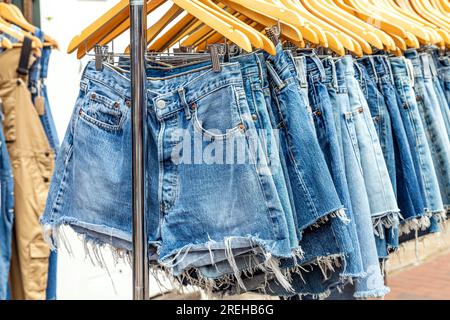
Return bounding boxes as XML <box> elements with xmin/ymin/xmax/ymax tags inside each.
<box><xmin>129</xmin><ymin>0</ymin><xmax>149</xmax><ymax>300</ymax></box>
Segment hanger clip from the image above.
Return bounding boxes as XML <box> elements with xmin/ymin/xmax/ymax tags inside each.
<box><xmin>94</xmin><ymin>45</ymin><xmax>104</xmax><ymax>71</ymax></box>
<box><xmin>208</xmin><ymin>44</ymin><xmax>222</xmax><ymax>73</ymax></box>
<box><xmin>265</xmin><ymin>25</ymin><xmax>281</xmax><ymax>46</ymax></box>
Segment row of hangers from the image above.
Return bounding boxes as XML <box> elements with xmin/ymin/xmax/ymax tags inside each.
<box><xmin>0</xmin><ymin>2</ymin><xmax>58</xmax><ymax>57</ymax></box>
<box><xmin>69</xmin><ymin>0</ymin><xmax>450</xmax><ymax>59</ymax></box>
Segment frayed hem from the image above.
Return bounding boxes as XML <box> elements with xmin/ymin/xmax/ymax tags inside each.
<box><xmin>399</xmin><ymin>215</ymin><xmax>432</xmax><ymax>236</ymax></box>
<box><xmin>306</xmin><ymin>208</ymin><xmax>350</xmax><ymax>231</ymax></box>
<box><xmin>372</xmin><ymin>210</ymin><xmax>402</xmax><ymax>239</ymax></box>
<box><xmin>159</xmin><ymin>237</ymin><xmax>297</xmax><ymax>294</ymax></box>
<box><xmin>353</xmin><ymin>286</ymin><xmax>390</xmax><ymax>299</ymax></box>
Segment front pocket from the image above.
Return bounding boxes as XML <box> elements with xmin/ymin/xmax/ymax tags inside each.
<box><xmin>79</xmin><ymin>92</ymin><xmax>126</xmax><ymax>132</ymax></box>
<box><xmin>192</xmin><ymin>85</ymin><xmax>242</xmax><ymax>140</ymax></box>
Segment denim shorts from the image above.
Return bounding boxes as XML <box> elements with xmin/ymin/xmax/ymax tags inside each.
<box><xmin>42</xmin><ymin>60</ymin><xmax>298</xmax><ymax>290</ymax></box>
<box><xmin>406</xmin><ymin>50</ymin><xmax>450</xmax><ymax>217</ymax></box>
<box><xmin>264</xmin><ymin>45</ymin><xmax>345</xmax><ymax>233</ymax></box>
<box><xmin>390</xmin><ymin>56</ymin><xmax>445</xmax><ymax>223</ymax></box>
<box><xmin>330</xmin><ymin>56</ymin><xmax>389</xmax><ymax>299</ymax></box>
<box><xmin>346</xmin><ymin>61</ymin><xmax>400</xmax><ymax>235</ymax></box>
<box><xmin>358</xmin><ymin>55</ymin><xmax>426</xmax><ymax>236</ymax></box>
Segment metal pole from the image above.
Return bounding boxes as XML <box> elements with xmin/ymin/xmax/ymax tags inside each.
<box><xmin>130</xmin><ymin>0</ymin><xmax>149</xmax><ymax>300</ymax></box>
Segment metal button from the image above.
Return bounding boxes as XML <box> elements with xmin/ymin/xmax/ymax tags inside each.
<box><xmin>156</xmin><ymin>100</ymin><xmax>166</xmax><ymax>109</ymax></box>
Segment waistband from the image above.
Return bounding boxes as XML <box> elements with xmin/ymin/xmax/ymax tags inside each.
<box><xmin>302</xmin><ymin>53</ymin><xmax>326</xmax><ymax>83</ymax></box>
<box><xmin>333</xmin><ymin>55</ymin><xmax>355</xmax><ymax>79</ymax></box>
<box><xmin>82</xmin><ymin>60</ymin><xmax>244</xmax><ymax>120</ymax></box>
<box><xmin>357</xmin><ymin>55</ymin><xmax>394</xmax><ymax>84</ymax></box>
<box><xmin>321</xmin><ymin>57</ymin><xmax>338</xmax><ymax>88</ymax></box>
<box><xmin>421</xmin><ymin>53</ymin><xmax>440</xmax><ymax>79</ymax></box>
<box><xmin>405</xmin><ymin>49</ymin><xmax>424</xmax><ymax>79</ymax></box>
<box><xmin>284</xmin><ymin>50</ymin><xmax>308</xmax><ymax>88</ymax></box>
<box><xmin>389</xmin><ymin>56</ymin><xmax>415</xmax><ymax>86</ymax></box>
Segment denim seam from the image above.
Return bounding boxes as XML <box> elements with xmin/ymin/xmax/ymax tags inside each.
<box><xmin>236</xmin><ymin>89</ymin><xmax>281</xmax><ymax>240</ymax></box>
<box><xmin>272</xmin><ymin>94</ymin><xmax>320</xmax><ymax>224</ymax></box>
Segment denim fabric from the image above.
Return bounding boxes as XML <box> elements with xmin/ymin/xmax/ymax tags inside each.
<box><xmin>301</xmin><ymin>54</ymin><xmax>363</xmax><ymax>278</ymax></box>
<box><xmin>0</xmin><ymin>117</ymin><xmax>14</xmax><ymax>300</ymax></box>
<box><xmin>29</xmin><ymin>29</ymin><xmax>59</xmax><ymax>300</ymax></box>
<box><xmin>427</xmin><ymin>52</ymin><xmax>450</xmax><ymax>140</ymax></box>
<box><xmin>390</xmin><ymin>57</ymin><xmax>445</xmax><ymax>224</ymax></box>
<box><xmin>435</xmin><ymin>56</ymin><xmax>450</xmax><ymax>107</ymax></box>
<box><xmin>331</xmin><ymin>56</ymin><xmax>389</xmax><ymax>299</ymax></box>
<box><xmin>264</xmin><ymin>45</ymin><xmax>345</xmax><ymax>233</ymax></box>
<box><xmin>406</xmin><ymin>50</ymin><xmax>450</xmax><ymax>218</ymax></box>
<box><xmin>42</xmin><ymin>60</ymin><xmax>297</xmax><ymax>290</ymax></box>
<box><xmin>358</xmin><ymin>55</ymin><xmax>426</xmax><ymax>238</ymax></box>
<box><xmin>352</xmin><ymin>60</ymin><xmax>395</xmax><ymax>256</ymax></box>
<box><xmin>252</xmin><ymin>47</ymin><xmax>348</xmax><ymax>298</ymax></box>
<box><xmin>348</xmin><ymin>61</ymin><xmax>400</xmax><ymax>236</ymax></box>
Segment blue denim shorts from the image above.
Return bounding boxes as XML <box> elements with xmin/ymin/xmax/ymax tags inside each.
<box><xmin>390</xmin><ymin>56</ymin><xmax>445</xmax><ymax>225</ymax></box>
<box><xmin>406</xmin><ymin>50</ymin><xmax>450</xmax><ymax>219</ymax></box>
<box><xmin>358</xmin><ymin>55</ymin><xmax>426</xmax><ymax>237</ymax></box>
<box><xmin>42</xmin><ymin>60</ymin><xmax>298</xmax><ymax>290</ymax></box>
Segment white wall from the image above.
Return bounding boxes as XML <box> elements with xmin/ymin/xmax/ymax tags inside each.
<box><xmin>39</xmin><ymin>0</ymin><xmax>174</xmax><ymax>300</ymax></box>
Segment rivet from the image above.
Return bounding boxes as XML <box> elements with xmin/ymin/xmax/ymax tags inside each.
<box><xmin>16</xmin><ymin>79</ymin><xmax>21</xmax><ymax>86</ymax></box>
<box><xmin>156</xmin><ymin>100</ymin><xmax>166</xmax><ymax>109</ymax></box>
<box><xmin>252</xmin><ymin>114</ymin><xmax>258</xmax><ymax>121</ymax></box>
<box><xmin>43</xmin><ymin>177</ymin><xmax>49</xmax><ymax>183</ymax></box>
<box><xmin>114</xmin><ymin>102</ymin><xmax>120</xmax><ymax>109</ymax></box>
<box><xmin>191</xmin><ymin>103</ymin><xmax>197</xmax><ymax>110</ymax></box>
<box><xmin>358</xmin><ymin>107</ymin><xmax>364</xmax><ymax>113</ymax></box>
<box><xmin>316</xmin><ymin>110</ymin><xmax>322</xmax><ymax>117</ymax></box>
<box><xmin>126</xmin><ymin>100</ymin><xmax>131</xmax><ymax>108</ymax></box>
<box><xmin>239</xmin><ymin>123</ymin><xmax>245</xmax><ymax>131</ymax></box>
<box><xmin>45</xmin><ymin>152</ymin><xmax>50</xmax><ymax>157</ymax></box>
<box><xmin>91</xmin><ymin>93</ymin><xmax>97</xmax><ymax>99</ymax></box>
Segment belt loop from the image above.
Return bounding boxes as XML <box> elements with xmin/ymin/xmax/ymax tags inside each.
<box><xmin>405</xmin><ymin>58</ymin><xmax>415</xmax><ymax>88</ymax></box>
<box><xmin>266</xmin><ymin>61</ymin><xmax>285</xmax><ymax>91</ymax></box>
<box><xmin>429</xmin><ymin>53</ymin><xmax>438</xmax><ymax>78</ymax></box>
<box><xmin>256</xmin><ymin>54</ymin><xmax>264</xmax><ymax>86</ymax></box>
<box><xmin>385</xmin><ymin>56</ymin><xmax>395</xmax><ymax>84</ymax></box>
<box><xmin>178</xmin><ymin>88</ymin><xmax>191</xmax><ymax>120</ymax></box>
<box><xmin>331</xmin><ymin>59</ymin><xmax>338</xmax><ymax>90</ymax></box>
<box><xmin>369</xmin><ymin>56</ymin><xmax>379</xmax><ymax>84</ymax></box>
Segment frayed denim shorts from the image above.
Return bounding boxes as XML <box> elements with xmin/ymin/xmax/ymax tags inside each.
<box><xmin>41</xmin><ymin>60</ymin><xmax>296</xmax><ymax>289</ymax></box>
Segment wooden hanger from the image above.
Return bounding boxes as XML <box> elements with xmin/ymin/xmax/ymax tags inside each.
<box><xmin>345</xmin><ymin>0</ymin><xmax>432</xmax><ymax>45</ymax></box>
<box><xmin>430</xmin><ymin>0</ymin><xmax>447</xmax><ymax>14</ymax></box>
<box><xmin>99</xmin><ymin>0</ymin><xmax>166</xmax><ymax>47</ymax></box>
<box><xmin>149</xmin><ymin>14</ymin><xmax>199</xmax><ymax>52</ymax></box>
<box><xmin>123</xmin><ymin>4</ymin><xmax>184</xmax><ymax>54</ymax></box>
<box><xmin>0</xmin><ymin>3</ymin><xmax>56</xmax><ymax>49</ymax></box>
<box><xmin>214</xmin><ymin>0</ymin><xmax>304</xmax><ymax>44</ymax></box>
<box><xmin>171</xmin><ymin>0</ymin><xmax>252</xmax><ymax>52</ymax></box>
<box><xmin>322</xmin><ymin>0</ymin><xmax>396</xmax><ymax>50</ymax></box>
<box><xmin>439</xmin><ymin>0</ymin><xmax>450</xmax><ymax>13</ymax></box>
<box><xmin>301</xmin><ymin>0</ymin><xmax>374</xmax><ymax>55</ymax></box>
<box><xmin>196</xmin><ymin>0</ymin><xmax>276</xmax><ymax>54</ymax></box>
<box><xmin>0</xmin><ymin>36</ymin><xmax>12</xmax><ymax>49</ymax></box>
<box><xmin>410</xmin><ymin>0</ymin><xmax>450</xmax><ymax>31</ymax></box>
<box><xmin>76</xmin><ymin>0</ymin><xmax>166</xmax><ymax>58</ymax></box>
<box><xmin>0</xmin><ymin>15</ymin><xmax>42</xmax><ymax>55</ymax></box>
<box><xmin>280</xmin><ymin>0</ymin><xmax>357</xmax><ymax>55</ymax></box>
<box><xmin>272</xmin><ymin>0</ymin><xmax>327</xmax><ymax>47</ymax></box>
<box><xmin>336</xmin><ymin>0</ymin><xmax>410</xmax><ymax>44</ymax></box>
<box><xmin>383</xmin><ymin>0</ymin><xmax>444</xmax><ymax>44</ymax></box>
